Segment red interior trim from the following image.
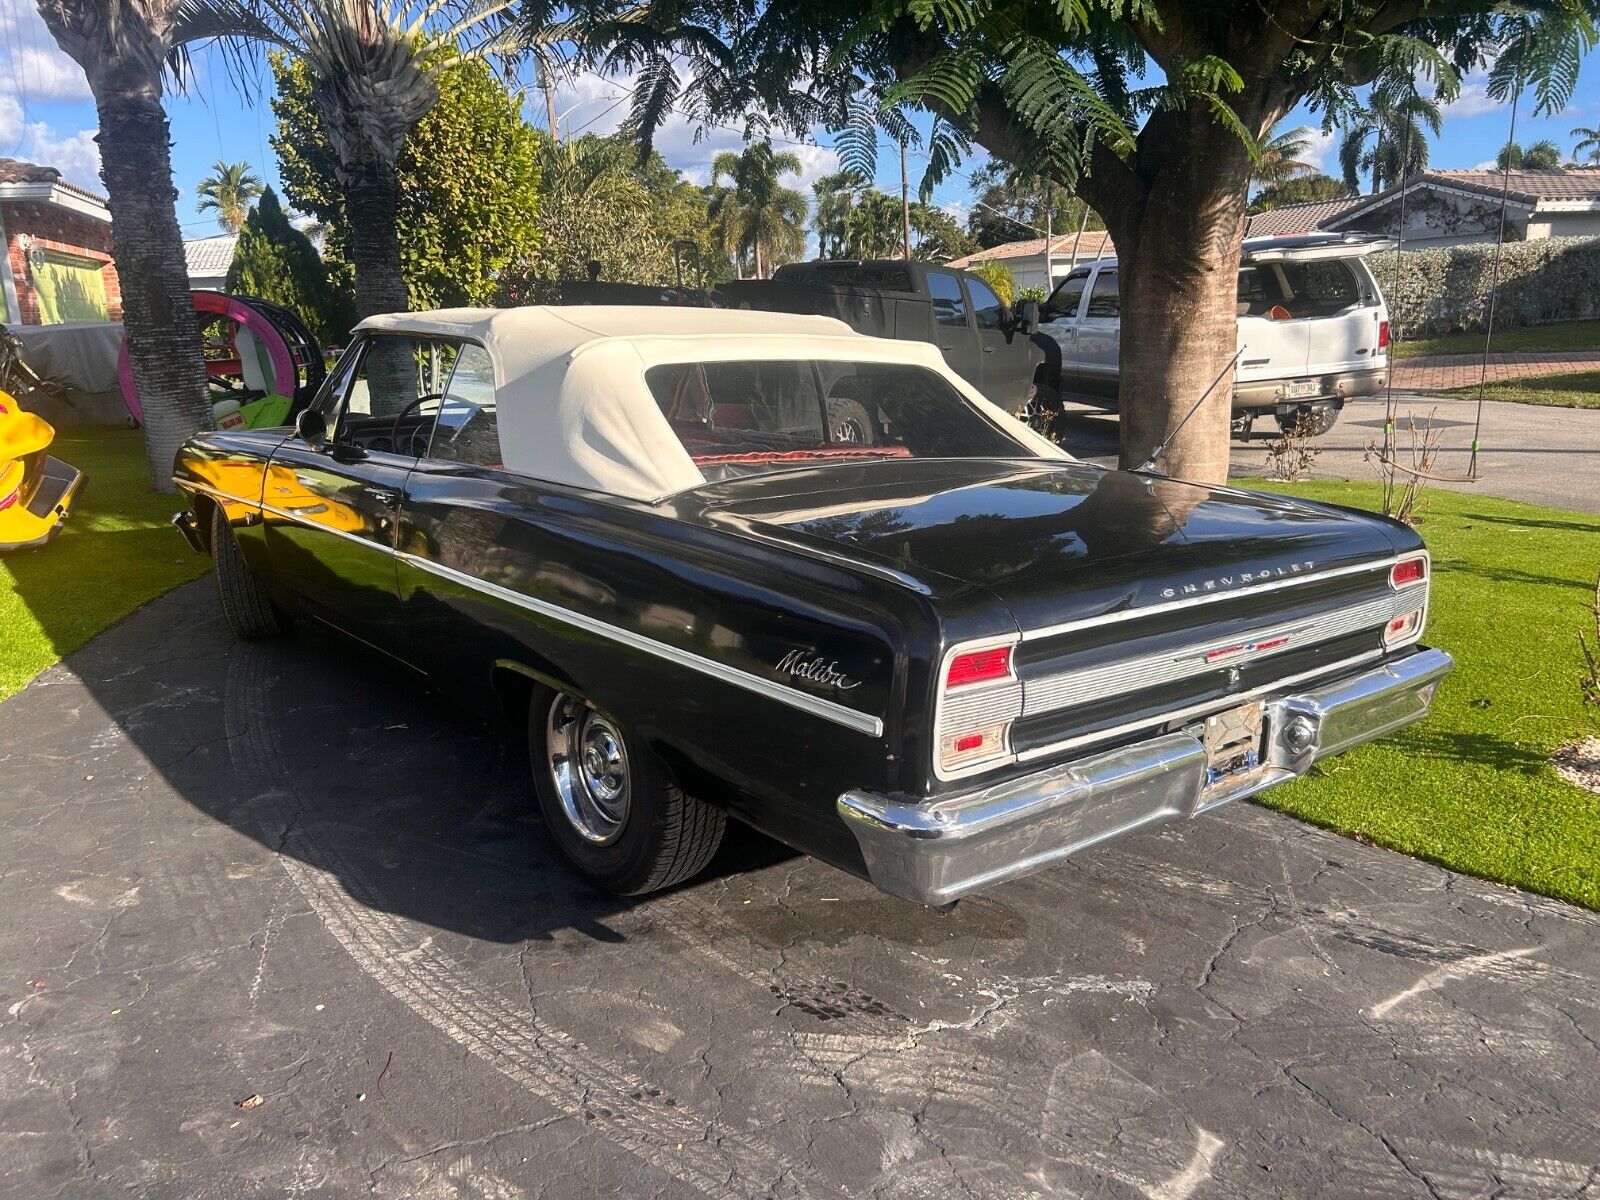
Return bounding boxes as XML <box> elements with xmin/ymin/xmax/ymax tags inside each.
<box><xmin>691</xmin><ymin>446</ymin><xmax>911</xmax><ymax>466</ymax></box>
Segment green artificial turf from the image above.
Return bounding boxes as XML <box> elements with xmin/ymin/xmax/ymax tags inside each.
<box><xmin>1436</xmin><ymin>368</ymin><xmax>1600</xmax><ymax>409</ymax></box>
<box><xmin>1238</xmin><ymin>479</ymin><xmax>1600</xmax><ymax>909</ymax></box>
<box><xmin>1391</xmin><ymin>319</ymin><xmax>1600</xmax><ymax>360</ymax></box>
<box><xmin>0</xmin><ymin>427</ymin><xmax>208</xmax><ymax>701</ymax></box>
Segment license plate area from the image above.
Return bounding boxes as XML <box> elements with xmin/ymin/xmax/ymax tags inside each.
<box><xmin>1199</xmin><ymin>701</ymin><xmax>1264</xmax><ymax>788</ymax></box>
<box><xmin>1284</xmin><ymin>379</ymin><xmax>1320</xmax><ymax>399</ymax></box>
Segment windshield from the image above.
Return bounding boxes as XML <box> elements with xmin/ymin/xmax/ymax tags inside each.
<box><xmin>644</xmin><ymin>359</ymin><xmax>1033</xmax><ymax>482</ymax></box>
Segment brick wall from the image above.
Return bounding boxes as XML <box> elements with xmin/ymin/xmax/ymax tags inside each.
<box><xmin>2</xmin><ymin>198</ymin><xmax>122</xmax><ymax>324</ymax></box>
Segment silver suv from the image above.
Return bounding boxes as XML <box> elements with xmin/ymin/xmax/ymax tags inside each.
<box><xmin>1036</xmin><ymin>233</ymin><xmax>1393</xmax><ymax>437</ymax></box>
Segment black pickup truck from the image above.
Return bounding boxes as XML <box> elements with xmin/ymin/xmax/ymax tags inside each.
<box><xmin>723</xmin><ymin>260</ymin><xmax>1043</xmax><ymax>409</ymax></box>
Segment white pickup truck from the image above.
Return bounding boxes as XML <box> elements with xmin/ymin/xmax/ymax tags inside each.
<box><xmin>1036</xmin><ymin>233</ymin><xmax>1394</xmax><ymax>437</ymax></box>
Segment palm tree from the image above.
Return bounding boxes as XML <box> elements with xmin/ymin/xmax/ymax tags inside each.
<box><xmin>1338</xmin><ymin>77</ymin><xmax>1443</xmax><ymax>195</ymax></box>
<box><xmin>1253</xmin><ymin>124</ymin><xmax>1318</xmax><ymax>190</ymax></box>
<box><xmin>185</xmin><ymin>0</ymin><xmax>521</xmax><ymax>319</ymax></box>
<box><xmin>1574</xmin><ymin>126</ymin><xmax>1600</xmax><ymax>166</ymax></box>
<box><xmin>196</xmin><ymin>160</ymin><xmax>265</xmax><ymax>233</ymax></box>
<box><xmin>1498</xmin><ymin>139</ymin><xmax>1565</xmax><ymax>171</ymax></box>
<box><xmin>708</xmin><ymin>142</ymin><xmax>808</xmax><ymax>279</ymax></box>
<box><xmin>35</xmin><ymin>0</ymin><xmax>216</xmax><ymax>491</ymax></box>
<box><xmin>812</xmin><ymin>169</ymin><xmax>865</xmax><ymax>259</ymax></box>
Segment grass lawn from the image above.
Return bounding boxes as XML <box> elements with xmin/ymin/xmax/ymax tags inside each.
<box><xmin>0</xmin><ymin>427</ymin><xmax>207</xmax><ymax>702</ymax></box>
<box><xmin>1391</xmin><ymin>318</ymin><xmax>1600</xmax><ymax>360</ymax></box>
<box><xmin>1239</xmin><ymin>479</ymin><xmax>1600</xmax><ymax>910</ymax></box>
<box><xmin>1435</xmin><ymin>368</ymin><xmax>1600</xmax><ymax>409</ymax></box>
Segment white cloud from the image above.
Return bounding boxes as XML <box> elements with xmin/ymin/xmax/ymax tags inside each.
<box><xmin>538</xmin><ymin>65</ymin><xmax>836</xmax><ymax>193</ymax></box>
<box><xmin>1299</xmin><ymin>127</ymin><xmax>1336</xmax><ymax>172</ymax></box>
<box><xmin>0</xmin><ymin>95</ymin><xmax>100</xmax><ymax>189</ymax></box>
<box><xmin>0</xmin><ymin>5</ymin><xmax>91</xmax><ymax>102</ymax></box>
<box><xmin>1440</xmin><ymin>71</ymin><xmax>1506</xmax><ymax>120</ymax></box>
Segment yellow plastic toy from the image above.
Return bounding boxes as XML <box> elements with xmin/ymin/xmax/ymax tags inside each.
<box><xmin>0</xmin><ymin>389</ymin><xmax>84</xmax><ymax>551</ymax></box>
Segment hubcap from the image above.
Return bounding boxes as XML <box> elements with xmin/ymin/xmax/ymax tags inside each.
<box><xmin>546</xmin><ymin>695</ymin><xmax>631</xmax><ymax>844</ymax></box>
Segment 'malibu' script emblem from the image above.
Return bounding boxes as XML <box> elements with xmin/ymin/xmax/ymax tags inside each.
<box><xmin>776</xmin><ymin>649</ymin><xmax>861</xmax><ymax>691</ymax></box>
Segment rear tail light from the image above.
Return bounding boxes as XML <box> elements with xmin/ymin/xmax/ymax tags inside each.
<box><xmin>939</xmin><ymin>722</ymin><xmax>1010</xmax><ymax>770</ymax></box>
<box><xmin>1384</xmin><ymin>608</ymin><xmax>1424</xmax><ymax>648</ymax></box>
<box><xmin>946</xmin><ymin>645</ymin><xmax>1013</xmax><ymax>689</ymax></box>
<box><xmin>1389</xmin><ymin>555</ymin><xmax>1427</xmax><ymax>589</ymax></box>
<box><xmin>1378</xmin><ymin>320</ymin><xmax>1390</xmax><ymax>350</ymax></box>
<box><xmin>937</xmin><ymin>638</ymin><xmax>1021</xmax><ymax>776</ymax></box>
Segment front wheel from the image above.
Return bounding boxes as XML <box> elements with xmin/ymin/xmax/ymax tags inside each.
<box><xmin>530</xmin><ymin>690</ymin><xmax>725</xmax><ymax>895</ymax></box>
<box><xmin>211</xmin><ymin>506</ymin><xmax>284</xmax><ymax>640</ymax></box>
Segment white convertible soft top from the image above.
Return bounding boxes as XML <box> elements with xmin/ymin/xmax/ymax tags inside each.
<box><xmin>355</xmin><ymin>305</ymin><xmax>1067</xmax><ymax>500</ymax></box>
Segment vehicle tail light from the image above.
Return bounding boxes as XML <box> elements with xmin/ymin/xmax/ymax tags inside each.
<box><xmin>946</xmin><ymin>645</ymin><xmax>1012</xmax><ymax>689</ymax></box>
<box><xmin>1389</xmin><ymin>556</ymin><xmax>1426</xmax><ymax>589</ymax></box>
<box><xmin>939</xmin><ymin>722</ymin><xmax>1010</xmax><ymax>771</ymax></box>
<box><xmin>1378</xmin><ymin>320</ymin><xmax>1390</xmax><ymax>350</ymax></box>
<box><xmin>1384</xmin><ymin>608</ymin><xmax>1424</xmax><ymax>647</ymax></box>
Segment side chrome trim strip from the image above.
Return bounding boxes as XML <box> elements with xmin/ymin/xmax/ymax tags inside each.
<box><xmin>188</xmin><ymin>477</ymin><xmax>886</xmax><ymax>737</ymax></box>
<box><xmin>398</xmin><ymin>551</ymin><xmax>886</xmax><ymax>738</ymax></box>
<box><xmin>1017</xmin><ymin>556</ymin><xmax>1403</xmax><ymax>642</ymax></box>
<box><xmin>1014</xmin><ymin>648</ymin><xmax>1385</xmax><ymax>763</ymax></box>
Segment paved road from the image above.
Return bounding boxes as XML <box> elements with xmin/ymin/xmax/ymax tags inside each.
<box><xmin>1056</xmin><ymin>394</ymin><xmax>1600</xmax><ymax>513</ymax></box>
<box><xmin>4</xmin><ymin>584</ymin><xmax>1600</xmax><ymax>1198</ymax></box>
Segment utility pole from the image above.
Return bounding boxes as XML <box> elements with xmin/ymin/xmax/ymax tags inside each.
<box><xmin>900</xmin><ymin>141</ymin><xmax>912</xmax><ymax>261</ymax></box>
<box><xmin>1043</xmin><ymin>184</ymin><xmax>1054</xmax><ymax>291</ymax></box>
<box><xmin>537</xmin><ymin>49</ymin><xmax>559</xmax><ymax>145</ymax></box>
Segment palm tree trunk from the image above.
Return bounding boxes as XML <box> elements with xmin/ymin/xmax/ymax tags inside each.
<box><xmin>96</xmin><ymin>84</ymin><xmax>212</xmax><ymax>492</ymax></box>
<box><xmin>342</xmin><ymin>158</ymin><xmax>410</xmax><ymax>318</ymax></box>
<box><xmin>754</xmin><ymin>238</ymin><xmax>765</xmax><ymax>281</ymax></box>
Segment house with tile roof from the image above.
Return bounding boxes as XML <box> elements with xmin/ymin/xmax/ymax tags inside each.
<box><xmin>0</xmin><ymin>158</ymin><xmax>122</xmax><ymax>326</ymax></box>
<box><xmin>1243</xmin><ymin>196</ymin><xmax>1365</xmax><ymax>238</ymax></box>
<box><xmin>945</xmin><ymin>231</ymin><xmax>1116</xmax><ymax>291</ymax></box>
<box><xmin>184</xmin><ymin>234</ymin><xmax>239</xmax><ymax>291</ymax></box>
<box><xmin>1322</xmin><ymin>169</ymin><xmax>1600</xmax><ymax>247</ymax></box>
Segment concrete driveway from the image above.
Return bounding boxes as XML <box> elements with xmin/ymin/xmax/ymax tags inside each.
<box><xmin>4</xmin><ymin>583</ymin><xmax>1600</xmax><ymax>1199</ymax></box>
<box><xmin>1055</xmin><ymin>394</ymin><xmax>1600</xmax><ymax>514</ymax></box>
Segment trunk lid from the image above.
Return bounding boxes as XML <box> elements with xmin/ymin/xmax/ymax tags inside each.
<box><xmin>683</xmin><ymin>458</ymin><xmax>1403</xmax><ymax>632</ymax></box>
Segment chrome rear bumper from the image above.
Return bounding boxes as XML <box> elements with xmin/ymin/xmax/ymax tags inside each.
<box><xmin>838</xmin><ymin>647</ymin><xmax>1453</xmax><ymax>905</ymax></box>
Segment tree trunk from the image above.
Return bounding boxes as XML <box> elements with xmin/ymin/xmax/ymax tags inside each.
<box><xmin>341</xmin><ymin>158</ymin><xmax>410</xmax><ymax>319</ymax></box>
<box><xmin>1088</xmin><ymin>119</ymin><xmax>1255</xmax><ymax>484</ymax></box>
<box><xmin>95</xmin><ymin>84</ymin><xmax>213</xmax><ymax>492</ymax></box>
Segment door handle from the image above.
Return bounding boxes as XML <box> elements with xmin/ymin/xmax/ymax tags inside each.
<box><xmin>364</xmin><ymin>486</ymin><xmax>403</xmax><ymax>509</ymax></box>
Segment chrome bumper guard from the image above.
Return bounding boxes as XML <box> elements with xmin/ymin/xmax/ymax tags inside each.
<box><xmin>838</xmin><ymin>647</ymin><xmax>1453</xmax><ymax>905</ymax></box>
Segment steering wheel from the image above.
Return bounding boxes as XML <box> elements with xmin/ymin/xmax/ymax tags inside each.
<box><xmin>389</xmin><ymin>392</ymin><xmax>448</xmax><ymax>458</ymax></box>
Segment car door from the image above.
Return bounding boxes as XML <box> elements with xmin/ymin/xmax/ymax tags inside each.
<box><xmin>1038</xmin><ymin>270</ymin><xmax>1089</xmax><ymax>397</ymax></box>
<box><xmin>391</xmin><ymin>342</ymin><xmax>525</xmax><ymax>700</ymax></box>
<box><xmin>1077</xmin><ymin>267</ymin><xmax>1121</xmax><ymax>403</ymax></box>
<box><xmin>925</xmin><ymin>269</ymin><xmax>982</xmax><ymax>389</ymax></box>
<box><xmin>965</xmin><ymin>274</ymin><xmax>1032</xmax><ymax>406</ymax></box>
<box><xmin>263</xmin><ymin>333</ymin><xmax>451</xmax><ymax>652</ymax></box>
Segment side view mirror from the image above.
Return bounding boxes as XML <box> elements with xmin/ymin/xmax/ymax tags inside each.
<box><xmin>1018</xmin><ymin>300</ymin><xmax>1041</xmax><ymax>336</ymax></box>
<box><xmin>294</xmin><ymin>408</ymin><xmax>328</xmax><ymax>445</ymax></box>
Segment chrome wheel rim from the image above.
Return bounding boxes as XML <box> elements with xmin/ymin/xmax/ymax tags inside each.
<box><xmin>546</xmin><ymin>694</ymin><xmax>630</xmax><ymax>844</ymax></box>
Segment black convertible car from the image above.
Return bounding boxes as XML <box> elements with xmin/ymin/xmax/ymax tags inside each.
<box><xmin>172</xmin><ymin>306</ymin><xmax>1451</xmax><ymax>904</ymax></box>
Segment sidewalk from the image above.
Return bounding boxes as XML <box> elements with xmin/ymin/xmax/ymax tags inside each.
<box><xmin>1390</xmin><ymin>349</ymin><xmax>1600</xmax><ymax>392</ymax></box>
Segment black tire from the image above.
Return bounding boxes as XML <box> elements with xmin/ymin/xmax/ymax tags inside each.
<box><xmin>211</xmin><ymin>506</ymin><xmax>285</xmax><ymax>640</ymax></box>
<box><xmin>529</xmin><ymin>689</ymin><xmax>724</xmax><ymax>895</ymax></box>
<box><xmin>826</xmin><ymin>396</ymin><xmax>877</xmax><ymax>445</ymax></box>
<box><xmin>1275</xmin><ymin>405</ymin><xmax>1340</xmax><ymax>438</ymax></box>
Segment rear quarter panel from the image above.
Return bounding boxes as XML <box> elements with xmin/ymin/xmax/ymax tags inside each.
<box><xmin>394</xmin><ymin>466</ymin><xmax>949</xmax><ymax>875</ymax></box>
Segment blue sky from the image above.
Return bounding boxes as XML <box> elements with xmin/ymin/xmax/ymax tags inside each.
<box><xmin>2</xmin><ymin>1</ymin><xmax>1596</xmax><ymax>247</ymax></box>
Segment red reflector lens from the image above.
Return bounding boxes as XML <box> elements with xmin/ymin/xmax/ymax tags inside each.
<box><xmin>953</xmin><ymin>733</ymin><xmax>985</xmax><ymax>753</ymax></box>
<box><xmin>1390</xmin><ymin>557</ymin><xmax>1426</xmax><ymax>587</ymax></box>
<box><xmin>1378</xmin><ymin>320</ymin><xmax>1390</xmax><ymax>350</ymax></box>
<box><xmin>946</xmin><ymin>646</ymin><xmax>1012</xmax><ymax>688</ymax></box>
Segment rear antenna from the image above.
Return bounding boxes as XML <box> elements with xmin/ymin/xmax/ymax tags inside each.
<box><xmin>1136</xmin><ymin>346</ymin><xmax>1246</xmax><ymax>476</ymax></box>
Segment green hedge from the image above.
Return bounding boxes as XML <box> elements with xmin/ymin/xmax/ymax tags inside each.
<box><xmin>1369</xmin><ymin>236</ymin><xmax>1600</xmax><ymax>339</ymax></box>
